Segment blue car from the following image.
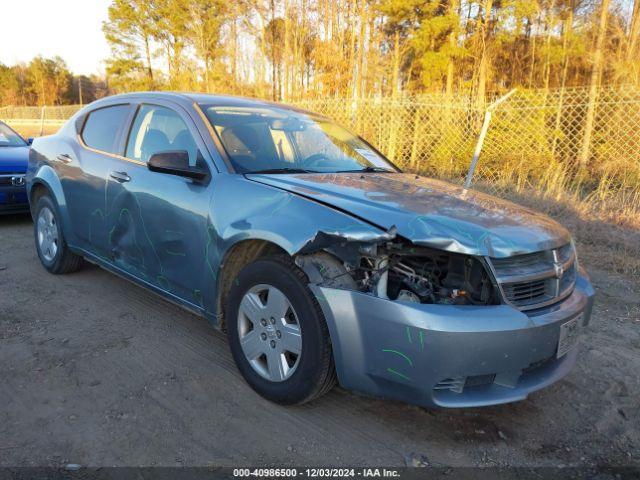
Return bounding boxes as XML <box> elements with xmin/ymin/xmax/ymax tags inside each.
<box><xmin>26</xmin><ymin>92</ymin><xmax>594</xmax><ymax>408</ymax></box>
<box><xmin>0</xmin><ymin>121</ymin><xmax>30</xmax><ymax>214</ymax></box>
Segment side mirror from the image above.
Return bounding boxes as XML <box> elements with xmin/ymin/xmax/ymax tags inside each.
<box><xmin>27</xmin><ymin>137</ymin><xmax>34</xmax><ymax>145</ymax></box>
<box><xmin>148</xmin><ymin>150</ymin><xmax>208</xmax><ymax>181</ymax></box>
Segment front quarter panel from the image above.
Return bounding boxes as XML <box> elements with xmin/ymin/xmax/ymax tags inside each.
<box><xmin>204</xmin><ymin>175</ymin><xmax>391</xmax><ymax>314</ymax></box>
<box><xmin>211</xmin><ymin>175</ymin><xmax>391</xmax><ymax>253</ymax></box>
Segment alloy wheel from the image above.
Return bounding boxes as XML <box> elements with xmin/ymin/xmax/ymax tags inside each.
<box><xmin>237</xmin><ymin>284</ymin><xmax>302</xmax><ymax>382</ymax></box>
<box><xmin>37</xmin><ymin>206</ymin><xmax>59</xmax><ymax>262</ymax></box>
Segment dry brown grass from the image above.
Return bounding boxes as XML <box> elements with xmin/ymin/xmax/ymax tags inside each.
<box><xmin>493</xmin><ymin>188</ymin><xmax>640</xmax><ymax>279</ymax></box>
<box><xmin>10</xmin><ymin>125</ymin><xmax>61</xmax><ymax>138</ymax></box>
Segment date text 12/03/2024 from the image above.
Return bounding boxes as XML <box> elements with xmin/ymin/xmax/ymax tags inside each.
<box><xmin>232</xmin><ymin>468</ymin><xmax>401</xmax><ymax>477</ymax></box>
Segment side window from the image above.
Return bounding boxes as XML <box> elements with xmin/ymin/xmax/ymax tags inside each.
<box><xmin>81</xmin><ymin>105</ymin><xmax>130</xmax><ymax>154</ymax></box>
<box><xmin>126</xmin><ymin>105</ymin><xmax>199</xmax><ymax>166</ymax></box>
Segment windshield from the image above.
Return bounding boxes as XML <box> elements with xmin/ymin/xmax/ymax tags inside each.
<box><xmin>0</xmin><ymin>123</ymin><xmax>27</xmax><ymax>147</ymax></box>
<box><xmin>200</xmin><ymin>105</ymin><xmax>398</xmax><ymax>174</ymax></box>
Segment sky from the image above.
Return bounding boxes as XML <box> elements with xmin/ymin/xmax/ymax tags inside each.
<box><xmin>0</xmin><ymin>0</ymin><xmax>112</xmax><ymax>76</ymax></box>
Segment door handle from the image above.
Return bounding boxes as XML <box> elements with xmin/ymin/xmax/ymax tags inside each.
<box><xmin>56</xmin><ymin>153</ymin><xmax>73</xmax><ymax>164</ymax></box>
<box><xmin>110</xmin><ymin>171</ymin><xmax>131</xmax><ymax>183</ymax></box>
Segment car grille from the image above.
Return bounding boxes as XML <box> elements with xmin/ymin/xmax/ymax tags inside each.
<box><xmin>488</xmin><ymin>243</ymin><xmax>577</xmax><ymax>310</ymax></box>
<box><xmin>0</xmin><ymin>174</ymin><xmax>25</xmax><ymax>186</ymax></box>
<box><xmin>502</xmin><ymin>279</ymin><xmax>547</xmax><ymax>305</ymax></box>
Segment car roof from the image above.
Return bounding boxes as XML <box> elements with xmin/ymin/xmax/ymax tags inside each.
<box><xmin>93</xmin><ymin>91</ymin><xmax>317</xmax><ymax>117</ymax></box>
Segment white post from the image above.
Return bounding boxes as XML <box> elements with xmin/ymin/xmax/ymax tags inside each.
<box><xmin>463</xmin><ymin>88</ymin><xmax>518</xmax><ymax>190</ymax></box>
<box><xmin>464</xmin><ymin>110</ymin><xmax>492</xmax><ymax>189</ymax></box>
<box><xmin>39</xmin><ymin>106</ymin><xmax>46</xmax><ymax>137</ymax></box>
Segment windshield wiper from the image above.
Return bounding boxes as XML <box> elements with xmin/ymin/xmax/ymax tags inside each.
<box><xmin>335</xmin><ymin>166</ymin><xmax>395</xmax><ymax>173</ymax></box>
<box><xmin>247</xmin><ymin>168</ymin><xmax>319</xmax><ymax>174</ymax></box>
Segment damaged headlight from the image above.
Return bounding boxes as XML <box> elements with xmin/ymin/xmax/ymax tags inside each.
<box><xmin>298</xmin><ymin>242</ymin><xmax>500</xmax><ymax>306</ymax></box>
<box><xmin>358</xmin><ymin>245</ymin><xmax>499</xmax><ymax>305</ymax></box>
<box><xmin>386</xmin><ymin>249</ymin><xmax>498</xmax><ymax>305</ymax></box>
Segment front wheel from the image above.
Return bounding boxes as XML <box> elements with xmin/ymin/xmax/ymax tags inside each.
<box><xmin>33</xmin><ymin>194</ymin><xmax>82</xmax><ymax>274</ymax></box>
<box><xmin>225</xmin><ymin>255</ymin><xmax>336</xmax><ymax>405</ymax></box>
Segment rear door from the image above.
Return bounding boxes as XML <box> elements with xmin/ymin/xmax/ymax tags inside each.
<box><xmin>64</xmin><ymin>104</ymin><xmax>132</xmax><ymax>257</ymax></box>
<box><xmin>104</xmin><ymin>101</ymin><xmax>212</xmax><ymax>307</ymax></box>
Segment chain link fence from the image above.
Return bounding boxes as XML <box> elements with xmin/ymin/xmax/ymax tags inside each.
<box><xmin>0</xmin><ymin>105</ymin><xmax>81</xmax><ymax>138</ymax></box>
<box><xmin>296</xmin><ymin>87</ymin><xmax>640</xmax><ymax>221</ymax></box>
<box><xmin>2</xmin><ymin>86</ymin><xmax>639</xmax><ymax>220</ymax></box>
<box><xmin>295</xmin><ymin>95</ymin><xmax>483</xmax><ymax>182</ymax></box>
<box><xmin>473</xmin><ymin>87</ymin><xmax>640</xmax><ymax>210</ymax></box>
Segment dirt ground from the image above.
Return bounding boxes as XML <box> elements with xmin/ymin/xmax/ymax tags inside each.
<box><xmin>1</xmin><ymin>213</ymin><xmax>638</xmax><ymax>468</ymax></box>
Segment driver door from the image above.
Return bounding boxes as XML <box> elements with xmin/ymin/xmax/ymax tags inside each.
<box><xmin>104</xmin><ymin>102</ymin><xmax>211</xmax><ymax>307</ymax></box>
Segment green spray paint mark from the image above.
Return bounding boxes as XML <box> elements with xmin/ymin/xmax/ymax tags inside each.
<box><xmin>88</xmin><ymin>179</ymin><xmax>169</xmax><ymax>291</ymax></box>
<box><xmin>131</xmin><ymin>194</ymin><xmax>164</xmax><ymax>277</ymax></box>
<box><xmin>406</xmin><ymin>326</ymin><xmax>412</xmax><ymax>343</ymax></box>
<box><xmin>382</xmin><ymin>349</ymin><xmax>413</xmax><ymax>367</ymax></box>
<box><xmin>109</xmin><ymin>208</ymin><xmax>146</xmax><ymax>269</ymax></box>
<box><xmin>107</xmin><ymin>209</ymin><xmax>133</xmax><ymax>248</ymax></box>
<box><xmin>157</xmin><ymin>275</ymin><xmax>170</xmax><ymax>290</ymax></box>
<box><xmin>166</xmin><ymin>249</ymin><xmax>187</xmax><ymax>257</ymax></box>
<box><xmin>419</xmin><ymin>330</ymin><xmax>425</xmax><ymax>351</ymax></box>
<box><xmin>204</xmin><ymin>225</ymin><xmax>218</xmax><ymax>280</ymax></box>
<box><xmin>386</xmin><ymin>368</ymin><xmax>411</xmax><ymax>382</ymax></box>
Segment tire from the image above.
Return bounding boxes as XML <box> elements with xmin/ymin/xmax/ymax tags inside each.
<box><xmin>33</xmin><ymin>194</ymin><xmax>82</xmax><ymax>274</ymax></box>
<box><xmin>226</xmin><ymin>255</ymin><xmax>336</xmax><ymax>405</ymax></box>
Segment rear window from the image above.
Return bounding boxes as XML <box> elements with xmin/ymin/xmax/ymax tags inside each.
<box><xmin>81</xmin><ymin>105</ymin><xmax>130</xmax><ymax>154</ymax></box>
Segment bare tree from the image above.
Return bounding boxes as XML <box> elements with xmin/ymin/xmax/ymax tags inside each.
<box><xmin>579</xmin><ymin>0</ymin><xmax>612</xmax><ymax>170</ymax></box>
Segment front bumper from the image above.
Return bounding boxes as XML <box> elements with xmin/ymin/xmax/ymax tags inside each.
<box><xmin>311</xmin><ymin>270</ymin><xmax>595</xmax><ymax>408</ymax></box>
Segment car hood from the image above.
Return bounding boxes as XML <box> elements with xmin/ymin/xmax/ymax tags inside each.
<box><xmin>245</xmin><ymin>173</ymin><xmax>571</xmax><ymax>258</ymax></box>
<box><xmin>0</xmin><ymin>146</ymin><xmax>29</xmax><ymax>174</ymax></box>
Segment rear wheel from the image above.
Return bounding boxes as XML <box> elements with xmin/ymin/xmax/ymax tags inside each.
<box><xmin>34</xmin><ymin>194</ymin><xmax>82</xmax><ymax>274</ymax></box>
<box><xmin>226</xmin><ymin>255</ymin><xmax>336</xmax><ymax>404</ymax></box>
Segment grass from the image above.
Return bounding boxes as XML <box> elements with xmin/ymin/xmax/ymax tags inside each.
<box><xmin>491</xmin><ymin>187</ymin><xmax>640</xmax><ymax>279</ymax></box>
<box><xmin>11</xmin><ymin>125</ymin><xmax>60</xmax><ymax>138</ymax></box>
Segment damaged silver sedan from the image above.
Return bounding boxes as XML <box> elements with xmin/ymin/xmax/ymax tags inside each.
<box><xmin>26</xmin><ymin>92</ymin><xmax>595</xmax><ymax>408</ymax></box>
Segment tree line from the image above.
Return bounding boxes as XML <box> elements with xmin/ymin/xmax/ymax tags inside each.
<box><xmin>0</xmin><ymin>56</ymin><xmax>108</xmax><ymax>107</ymax></box>
<box><xmin>102</xmin><ymin>0</ymin><xmax>640</xmax><ymax>103</ymax></box>
<box><xmin>1</xmin><ymin>0</ymin><xmax>638</xmax><ymax>106</ymax></box>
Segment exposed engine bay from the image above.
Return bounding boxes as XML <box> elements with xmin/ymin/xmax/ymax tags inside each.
<box><xmin>296</xmin><ymin>241</ymin><xmax>500</xmax><ymax>306</ymax></box>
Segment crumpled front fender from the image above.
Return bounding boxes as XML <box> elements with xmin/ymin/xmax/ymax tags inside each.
<box><xmin>212</xmin><ymin>176</ymin><xmax>393</xmax><ymax>258</ymax></box>
<box><xmin>203</xmin><ymin>175</ymin><xmax>393</xmax><ymax>320</ymax></box>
